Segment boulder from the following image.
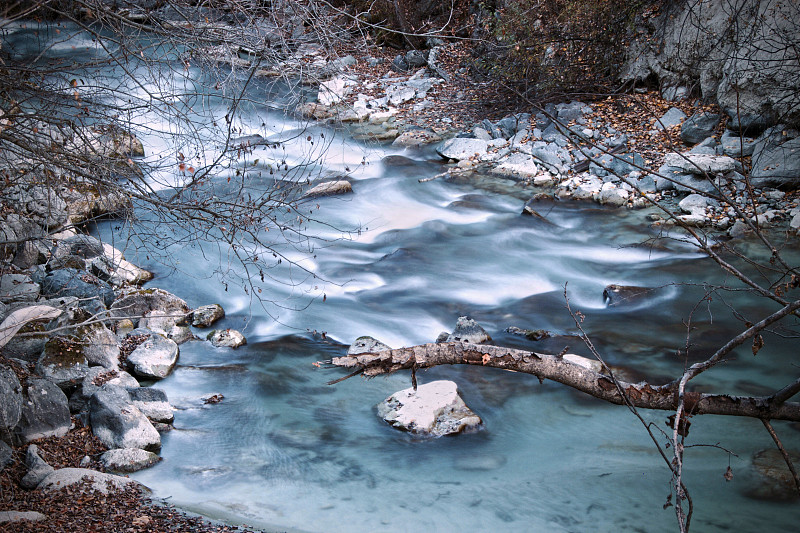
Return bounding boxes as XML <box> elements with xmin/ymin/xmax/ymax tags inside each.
<box><xmin>679</xmin><ymin>193</ymin><xmax>717</xmax><ymax>216</ymax></box>
<box><xmin>0</xmin><ymin>365</ymin><xmax>22</xmax><ymax>443</ymax></box>
<box><xmin>655</xmin><ymin>107</ymin><xmax>686</xmax><ymax>130</ymax></box>
<box><xmin>347</xmin><ymin>336</ymin><xmax>391</xmax><ymax>355</ymax></box>
<box><xmin>750</xmin><ymin>136</ymin><xmax>800</xmax><ymax>188</ymax></box>
<box><xmin>392</xmin><ymin>130</ymin><xmax>442</xmax><ymax>148</ymax></box>
<box><xmin>80</xmin><ymin>322</ymin><xmax>121</xmax><ymax>369</ymax></box>
<box><xmin>720</xmin><ymin>130</ymin><xmax>756</xmax><ymax>157</ymax></box>
<box><xmin>190</xmin><ymin>304</ymin><xmax>225</xmax><ymax>328</ymax></box>
<box><xmin>745</xmin><ymin>448</ymin><xmax>800</xmax><ymax>501</ymax></box>
<box><xmin>139</xmin><ymin>309</ymin><xmax>193</xmax><ymax>344</ymax></box>
<box><xmin>100</xmin><ymin>448</ymin><xmax>161</xmax><ymax>473</ymax></box>
<box><xmin>21</xmin><ymin>444</ymin><xmax>54</xmax><ymax>490</ymax></box>
<box><xmin>492</xmin><ymin>152</ymin><xmax>539</xmax><ymax>179</ymax></box>
<box><xmin>207</xmin><ymin>328</ymin><xmax>247</xmax><ymax>348</ymax></box>
<box><xmin>0</xmin><ymin>305</ymin><xmax>64</xmax><ymax>362</ymax></box>
<box><xmin>110</xmin><ymin>287</ymin><xmax>190</xmax><ymax>325</ymax></box>
<box><xmin>436</xmin><ymin>138</ymin><xmax>489</xmax><ymax>161</ymax></box>
<box><xmin>89</xmin><ymin>384</ymin><xmax>161</xmax><ymax>451</ymax></box>
<box><xmin>0</xmin><ymin>440</ymin><xmax>12</xmax><ymax>470</ymax></box>
<box><xmin>445</xmin><ymin>316</ymin><xmax>492</xmax><ymax>344</ymax></box>
<box><xmin>127</xmin><ymin>387</ymin><xmax>173</xmax><ymax>423</ymax></box>
<box><xmin>13</xmin><ymin>378</ymin><xmax>71</xmax><ymax>445</ymax></box>
<box><xmin>126</xmin><ymin>330</ymin><xmax>179</xmax><ymax>380</ymax></box>
<box><xmin>37</xmin><ymin>467</ymin><xmax>142</xmax><ymax>494</ymax></box>
<box><xmin>0</xmin><ymin>273</ymin><xmax>40</xmax><ymax>303</ymax></box>
<box><xmin>680</xmin><ymin>112</ymin><xmax>720</xmax><ymax>144</ymax></box>
<box><xmin>40</xmin><ymin>268</ymin><xmax>116</xmax><ymax>310</ymax></box>
<box><xmin>405</xmin><ymin>49</ymin><xmax>428</xmax><ymax>69</ymax></box>
<box><xmin>35</xmin><ymin>337</ymin><xmax>91</xmax><ymax>391</ymax></box>
<box><xmin>69</xmin><ymin>367</ymin><xmax>140</xmax><ymax>415</ymax></box>
<box><xmin>302</xmin><ymin>180</ymin><xmax>353</xmax><ymax>198</ymax></box>
<box><xmin>598</xmin><ymin>183</ymin><xmax>630</xmax><ymax>207</ymax></box>
<box><xmin>377</xmin><ymin>380</ymin><xmax>482</xmax><ymax>438</ymax></box>
<box><xmin>0</xmin><ymin>511</ymin><xmax>47</xmax><ymax>524</ymax></box>
<box><xmin>663</xmin><ymin>153</ymin><xmax>737</xmax><ymax>175</ymax></box>
<box><xmin>317</xmin><ymin>75</ymin><xmax>358</xmax><ymax>106</ymax></box>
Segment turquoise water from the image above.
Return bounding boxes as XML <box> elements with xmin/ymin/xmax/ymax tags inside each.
<box><xmin>6</xmin><ymin>19</ymin><xmax>799</xmax><ymax>533</ymax></box>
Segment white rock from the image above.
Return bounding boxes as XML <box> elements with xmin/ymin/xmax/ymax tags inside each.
<box><xmin>663</xmin><ymin>153</ymin><xmax>737</xmax><ymax>174</ymax></box>
<box><xmin>377</xmin><ymin>380</ymin><xmax>482</xmax><ymax>437</ymax></box>
<box><xmin>100</xmin><ymin>448</ymin><xmax>161</xmax><ymax>473</ymax></box>
<box><xmin>436</xmin><ymin>138</ymin><xmax>489</xmax><ymax>161</ymax></box>
<box><xmin>37</xmin><ymin>467</ymin><xmax>142</xmax><ymax>494</ymax></box>
<box><xmin>207</xmin><ymin>328</ymin><xmax>247</xmax><ymax>348</ymax></box>
<box><xmin>317</xmin><ymin>75</ymin><xmax>358</xmax><ymax>106</ymax></box>
<box><xmin>127</xmin><ymin>332</ymin><xmax>179</xmax><ymax>379</ymax></box>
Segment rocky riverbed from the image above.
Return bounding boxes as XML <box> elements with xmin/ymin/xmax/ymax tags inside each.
<box><xmin>3</xmin><ymin>1</ymin><xmax>800</xmax><ymax>530</ymax></box>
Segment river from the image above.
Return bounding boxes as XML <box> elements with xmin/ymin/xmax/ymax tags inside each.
<box><xmin>6</xmin><ymin>19</ymin><xmax>800</xmax><ymax>533</ymax></box>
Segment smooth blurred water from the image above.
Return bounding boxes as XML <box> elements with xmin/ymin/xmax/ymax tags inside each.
<box><xmin>8</xmin><ymin>20</ymin><xmax>800</xmax><ymax>533</ymax></box>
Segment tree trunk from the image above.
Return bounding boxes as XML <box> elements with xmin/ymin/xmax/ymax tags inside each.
<box><xmin>321</xmin><ymin>342</ymin><xmax>800</xmax><ymax>421</ymax></box>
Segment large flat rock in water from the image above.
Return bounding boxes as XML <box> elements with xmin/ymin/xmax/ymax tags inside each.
<box><xmin>377</xmin><ymin>380</ymin><xmax>482</xmax><ymax>438</ymax></box>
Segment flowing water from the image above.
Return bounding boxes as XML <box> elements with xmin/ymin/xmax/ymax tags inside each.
<box><xmin>6</xmin><ymin>21</ymin><xmax>800</xmax><ymax>533</ymax></box>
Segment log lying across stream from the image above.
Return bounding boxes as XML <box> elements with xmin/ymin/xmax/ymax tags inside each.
<box><xmin>319</xmin><ymin>342</ymin><xmax>800</xmax><ymax>422</ymax></box>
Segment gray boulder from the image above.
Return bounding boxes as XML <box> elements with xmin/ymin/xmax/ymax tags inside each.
<box><xmin>69</xmin><ymin>366</ymin><xmax>140</xmax><ymax>415</ymax></box>
<box><xmin>21</xmin><ymin>444</ymin><xmax>54</xmax><ymax>490</ymax></box>
<box><xmin>0</xmin><ymin>273</ymin><xmax>40</xmax><ymax>303</ymax></box>
<box><xmin>191</xmin><ymin>304</ymin><xmax>225</xmax><ymax>328</ymax></box>
<box><xmin>13</xmin><ymin>378</ymin><xmax>71</xmax><ymax>445</ymax></box>
<box><xmin>0</xmin><ymin>441</ymin><xmax>12</xmax><ymax>470</ymax></box>
<box><xmin>110</xmin><ymin>287</ymin><xmax>190</xmax><ymax>325</ymax></box>
<box><xmin>37</xmin><ymin>467</ymin><xmax>142</xmax><ymax>494</ymax></box>
<box><xmin>750</xmin><ymin>136</ymin><xmax>800</xmax><ymax>188</ymax></box>
<box><xmin>3</xmin><ymin>184</ymin><xmax>68</xmax><ymax>229</ymax></box>
<box><xmin>100</xmin><ymin>447</ymin><xmax>161</xmax><ymax>473</ymax></box>
<box><xmin>35</xmin><ymin>337</ymin><xmax>91</xmax><ymax>391</ymax></box>
<box><xmin>40</xmin><ymin>268</ymin><xmax>116</xmax><ymax>309</ymax></box>
<box><xmin>0</xmin><ymin>365</ymin><xmax>22</xmax><ymax>444</ymax></box>
<box><xmin>139</xmin><ymin>309</ymin><xmax>193</xmax><ymax>345</ymax></box>
<box><xmin>348</xmin><ymin>336</ymin><xmax>391</xmax><ymax>355</ymax></box>
<box><xmin>377</xmin><ymin>380</ymin><xmax>482</xmax><ymax>438</ymax></box>
<box><xmin>445</xmin><ymin>316</ymin><xmax>492</xmax><ymax>344</ymax></box>
<box><xmin>89</xmin><ymin>384</ymin><xmax>161</xmax><ymax>451</ymax></box>
<box><xmin>655</xmin><ymin>107</ymin><xmax>686</xmax><ymax>130</ymax></box>
<box><xmin>81</xmin><ymin>322</ymin><xmax>121</xmax><ymax>369</ymax></box>
<box><xmin>680</xmin><ymin>112</ymin><xmax>720</xmax><ymax>145</ymax></box>
<box><xmin>405</xmin><ymin>49</ymin><xmax>428</xmax><ymax>68</ymax></box>
<box><xmin>436</xmin><ymin>138</ymin><xmax>489</xmax><ymax>161</ymax></box>
<box><xmin>392</xmin><ymin>129</ymin><xmax>442</xmax><ymax>148</ymax></box>
<box><xmin>721</xmin><ymin>130</ymin><xmax>756</xmax><ymax>157</ymax></box>
<box><xmin>128</xmin><ymin>387</ymin><xmax>173</xmax><ymax>423</ymax></box>
<box><xmin>126</xmin><ymin>330</ymin><xmax>179</xmax><ymax>380</ymax></box>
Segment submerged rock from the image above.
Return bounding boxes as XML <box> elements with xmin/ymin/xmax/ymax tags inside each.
<box><xmin>377</xmin><ymin>380</ymin><xmax>482</xmax><ymax>438</ymax></box>
<box><xmin>302</xmin><ymin>180</ymin><xmax>353</xmax><ymax>198</ymax></box>
<box><xmin>207</xmin><ymin>328</ymin><xmax>247</xmax><ymax>348</ymax></box>
<box><xmin>745</xmin><ymin>448</ymin><xmax>800</xmax><ymax>501</ymax></box>
<box><xmin>603</xmin><ymin>284</ymin><xmax>652</xmax><ymax>306</ymax></box>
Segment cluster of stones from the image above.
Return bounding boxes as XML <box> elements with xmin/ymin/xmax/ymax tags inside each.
<box><xmin>1</xmin><ymin>129</ymin><xmax>246</xmax><ymax>496</ymax></box>
<box><xmin>436</xmin><ymin>103</ymin><xmax>799</xmax><ymax>237</ymax></box>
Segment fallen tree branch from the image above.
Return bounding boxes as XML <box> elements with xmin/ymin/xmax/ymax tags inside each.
<box><xmin>320</xmin><ymin>342</ymin><xmax>800</xmax><ymax>421</ymax></box>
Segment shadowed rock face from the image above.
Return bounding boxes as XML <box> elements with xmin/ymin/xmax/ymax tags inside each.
<box><xmin>623</xmin><ymin>0</ymin><xmax>800</xmax><ymax>131</ymax></box>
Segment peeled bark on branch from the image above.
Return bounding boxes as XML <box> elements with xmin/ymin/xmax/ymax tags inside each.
<box><xmin>322</xmin><ymin>342</ymin><xmax>800</xmax><ymax>422</ymax></box>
